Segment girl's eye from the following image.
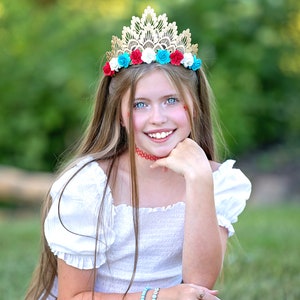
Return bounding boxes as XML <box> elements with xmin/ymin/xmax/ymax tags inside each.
<box><xmin>166</xmin><ymin>97</ymin><xmax>179</xmax><ymax>105</ymax></box>
<box><xmin>133</xmin><ymin>101</ymin><xmax>147</xmax><ymax>109</ymax></box>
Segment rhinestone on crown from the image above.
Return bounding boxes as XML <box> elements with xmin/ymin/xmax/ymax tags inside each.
<box><xmin>103</xmin><ymin>6</ymin><xmax>202</xmax><ymax>77</ymax></box>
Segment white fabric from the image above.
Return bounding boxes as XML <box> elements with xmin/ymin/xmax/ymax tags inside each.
<box><xmin>44</xmin><ymin>157</ymin><xmax>251</xmax><ymax>297</ymax></box>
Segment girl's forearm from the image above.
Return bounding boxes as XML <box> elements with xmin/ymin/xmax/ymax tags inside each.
<box><xmin>72</xmin><ymin>291</ymin><xmax>140</xmax><ymax>300</ymax></box>
<box><xmin>182</xmin><ymin>175</ymin><xmax>223</xmax><ymax>288</ymax></box>
<box><xmin>72</xmin><ymin>285</ymin><xmax>218</xmax><ymax>300</ymax></box>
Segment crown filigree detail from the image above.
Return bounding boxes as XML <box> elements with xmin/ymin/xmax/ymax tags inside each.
<box><xmin>103</xmin><ymin>6</ymin><xmax>202</xmax><ymax>77</ymax></box>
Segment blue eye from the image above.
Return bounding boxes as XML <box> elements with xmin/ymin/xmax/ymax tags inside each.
<box><xmin>166</xmin><ymin>97</ymin><xmax>179</xmax><ymax>105</ymax></box>
<box><xmin>133</xmin><ymin>101</ymin><xmax>147</xmax><ymax>109</ymax></box>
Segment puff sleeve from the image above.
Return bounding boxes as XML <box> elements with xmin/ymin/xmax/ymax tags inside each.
<box><xmin>44</xmin><ymin>158</ymin><xmax>115</xmax><ymax>269</ymax></box>
<box><xmin>213</xmin><ymin>160</ymin><xmax>251</xmax><ymax>237</ymax></box>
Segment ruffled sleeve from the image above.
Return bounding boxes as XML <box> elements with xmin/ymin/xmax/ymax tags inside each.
<box><xmin>213</xmin><ymin>160</ymin><xmax>251</xmax><ymax>237</ymax></box>
<box><xmin>44</xmin><ymin>157</ymin><xmax>115</xmax><ymax>269</ymax></box>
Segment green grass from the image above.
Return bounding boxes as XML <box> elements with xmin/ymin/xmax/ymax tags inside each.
<box><xmin>0</xmin><ymin>203</ymin><xmax>299</xmax><ymax>299</ymax></box>
<box><xmin>0</xmin><ymin>212</ymin><xmax>40</xmax><ymax>299</ymax></box>
<box><xmin>216</xmin><ymin>203</ymin><xmax>300</xmax><ymax>300</ymax></box>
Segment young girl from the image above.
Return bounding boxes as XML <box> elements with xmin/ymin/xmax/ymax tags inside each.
<box><xmin>25</xmin><ymin>6</ymin><xmax>251</xmax><ymax>300</ymax></box>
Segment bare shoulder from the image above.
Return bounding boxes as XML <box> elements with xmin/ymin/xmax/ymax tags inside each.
<box><xmin>209</xmin><ymin>160</ymin><xmax>221</xmax><ymax>172</ymax></box>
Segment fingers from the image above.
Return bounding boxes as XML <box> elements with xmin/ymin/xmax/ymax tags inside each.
<box><xmin>166</xmin><ymin>284</ymin><xmax>220</xmax><ymax>300</ymax></box>
<box><xmin>149</xmin><ymin>143</ymin><xmax>195</xmax><ymax>173</ymax></box>
<box><xmin>150</xmin><ymin>138</ymin><xmax>209</xmax><ymax>176</ymax></box>
<box><xmin>206</xmin><ymin>289</ymin><xmax>218</xmax><ymax>296</ymax></box>
<box><xmin>150</xmin><ymin>157</ymin><xmax>169</xmax><ymax>169</ymax></box>
<box><xmin>186</xmin><ymin>284</ymin><xmax>219</xmax><ymax>299</ymax></box>
<box><xmin>197</xmin><ymin>289</ymin><xmax>206</xmax><ymax>300</ymax></box>
<box><xmin>199</xmin><ymin>290</ymin><xmax>220</xmax><ymax>300</ymax></box>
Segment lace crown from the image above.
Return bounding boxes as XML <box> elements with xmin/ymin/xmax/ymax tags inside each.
<box><xmin>103</xmin><ymin>6</ymin><xmax>202</xmax><ymax>76</ymax></box>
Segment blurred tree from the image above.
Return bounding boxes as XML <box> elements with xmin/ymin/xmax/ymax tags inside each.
<box><xmin>0</xmin><ymin>0</ymin><xmax>107</xmax><ymax>170</ymax></box>
<box><xmin>166</xmin><ymin>0</ymin><xmax>300</xmax><ymax>156</ymax></box>
<box><xmin>0</xmin><ymin>0</ymin><xmax>299</xmax><ymax>171</ymax></box>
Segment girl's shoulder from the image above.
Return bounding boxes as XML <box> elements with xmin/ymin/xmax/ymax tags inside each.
<box><xmin>212</xmin><ymin>159</ymin><xmax>251</xmax><ymax>188</ymax></box>
<box><xmin>212</xmin><ymin>159</ymin><xmax>252</xmax><ymax>236</ymax></box>
<box><xmin>50</xmin><ymin>156</ymin><xmax>108</xmax><ymax>199</ymax></box>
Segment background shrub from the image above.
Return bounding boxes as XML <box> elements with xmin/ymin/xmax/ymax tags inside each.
<box><xmin>0</xmin><ymin>0</ymin><xmax>299</xmax><ymax>171</ymax></box>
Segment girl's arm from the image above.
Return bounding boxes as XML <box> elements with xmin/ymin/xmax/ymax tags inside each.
<box><xmin>151</xmin><ymin>138</ymin><xmax>227</xmax><ymax>288</ymax></box>
<box><xmin>182</xmin><ymin>171</ymin><xmax>227</xmax><ymax>287</ymax></box>
<box><xmin>57</xmin><ymin>259</ymin><xmax>135</xmax><ymax>300</ymax></box>
<box><xmin>57</xmin><ymin>259</ymin><xmax>219</xmax><ymax>300</ymax></box>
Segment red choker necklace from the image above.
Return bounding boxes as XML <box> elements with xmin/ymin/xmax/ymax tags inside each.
<box><xmin>135</xmin><ymin>146</ymin><xmax>161</xmax><ymax>161</ymax></box>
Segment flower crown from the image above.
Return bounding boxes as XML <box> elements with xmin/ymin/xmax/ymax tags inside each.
<box><xmin>103</xmin><ymin>6</ymin><xmax>202</xmax><ymax>77</ymax></box>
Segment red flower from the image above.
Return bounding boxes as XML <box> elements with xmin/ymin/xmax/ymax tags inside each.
<box><xmin>103</xmin><ymin>61</ymin><xmax>115</xmax><ymax>76</ymax></box>
<box><xmin>170</xmin><ymin>50</ymin><xmax>184</xmax><ymax>66</ymax></box>
<box><xmin>130</xmin><ymin>49</ymin><xmax>143</xmax><ymax>65</ymax></box>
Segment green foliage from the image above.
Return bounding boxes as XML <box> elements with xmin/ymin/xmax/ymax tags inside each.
<box><xmin>0</xmin><ymin>0</ymin><xmax>110</xmax><ymax>170</ymax></box>
<box><xmin>166</xmin><ymin>0</ymin><xmax>300</xmax><ymax>155</ymax></box>
<box><xmin>0</xmin><ymin>0</ymin><xmax>299</xmax><ymax>171</ymax></box>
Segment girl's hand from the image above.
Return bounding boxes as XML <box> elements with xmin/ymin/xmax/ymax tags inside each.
<box><xmin>159</xmin><ymin>284</ymin><xmax>220</xmax><ymax>300</ymax></box>
<box><xmin>150</xmin><ymin>138</ymin><xmax>211</xmax><ymax>179</ymax></box>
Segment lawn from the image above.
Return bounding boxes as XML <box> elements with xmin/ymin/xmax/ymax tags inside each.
<box><xmin>0</xmin><ymin>203</ymin><xmax>299</xmax><ymax>299</ymax></box>
<box><xmin>0</xmin><ymin>210</ymin><xmax>40</xmax><ymax>299</ymax></box>
<box><xmin>216</xmin><ymin>203</ymin><xmax>300</xmax><ymax>300</ymax></box>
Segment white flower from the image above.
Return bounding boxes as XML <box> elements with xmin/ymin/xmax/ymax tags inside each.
<box><xmin>109</xmin><ymin>57</ymin><xmax>120</xmax><ymax>71</ymax></box>
<box><xmin>141</xmin><ymin>48</ymin><xmax>156</xmax><ymax>64</ymax></box>
<box><xmin>181</xmin><ymin>52</ymin><xmax>194</xmax><ymax>68</ymax></box>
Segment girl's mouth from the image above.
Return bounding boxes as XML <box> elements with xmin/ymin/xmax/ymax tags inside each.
<box><xmin>147</xmin><ymin>130</ymin><xmax>173</xmax><ymax>139</ymax></box>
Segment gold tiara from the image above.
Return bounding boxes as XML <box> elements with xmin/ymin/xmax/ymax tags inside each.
<box><xmin>103</xmin><ymin>6</ymin><xmax>202</xmax><ymax>77</ymax></box>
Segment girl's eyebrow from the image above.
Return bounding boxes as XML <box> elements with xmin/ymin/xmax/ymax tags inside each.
<box><xmin>133</xmin><ymin>97</ymin><xmax>148</xmax><ymax>101</ymax></box>
<box><xmin>134</xmin><ymin>93</ymin><xmax>180</xmax><ymax>101</ymax></box>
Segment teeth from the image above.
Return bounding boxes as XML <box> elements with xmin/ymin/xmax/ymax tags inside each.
<box><xmin>148</xmin><ymin>131</ymin><xmax>172</xmax><ymax>139</ymax></box>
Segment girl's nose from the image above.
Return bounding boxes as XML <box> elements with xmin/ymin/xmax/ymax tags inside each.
<box><xmin>149</xmin><ymin>105</ymin><xmax>167</xmax><ymax>124</ymax></box>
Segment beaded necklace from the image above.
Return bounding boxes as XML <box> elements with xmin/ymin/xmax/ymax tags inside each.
<box><xmin>135</xmin><ymin>146</ymin><xmax>162</xmax><ymax>161</ymax></box>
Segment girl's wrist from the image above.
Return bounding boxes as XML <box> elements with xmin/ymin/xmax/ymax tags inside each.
<box><xmin>140</xmin><ymin>287</ymin><xmax>151</xmax><ymax>300</ymax></box>
<box><xmin>151</xmin><ymin>288</ymin><xmax>160</xmax><ymax>300</ymax></box>
<box><xmin>140</xmin><ymin>287</ymin><xmax>161</xmax><ymax>300</ymax></box>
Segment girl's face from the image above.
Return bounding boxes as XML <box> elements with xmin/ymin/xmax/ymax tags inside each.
<box><xmin>121</xmin><ymin>69</ymin><xmax>192</xmax><ymax>158</ymax></box>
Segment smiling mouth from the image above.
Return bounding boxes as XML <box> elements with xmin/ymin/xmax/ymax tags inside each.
<box><xmin>147</xmin><ymin>130</ymin><xmax>173</xmax><ymax>139</ymax></box>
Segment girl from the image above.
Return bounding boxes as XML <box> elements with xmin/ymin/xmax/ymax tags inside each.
<box><xmin>25</xmin><ymin>6</ymin><xmax>251</xmax><ymax>300</ymax></box>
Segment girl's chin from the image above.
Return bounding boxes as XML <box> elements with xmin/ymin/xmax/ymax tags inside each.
<box><xmin>150</xmin><ymin>148</ymin><xmax>173</xmax><ymax>158</ymax></box>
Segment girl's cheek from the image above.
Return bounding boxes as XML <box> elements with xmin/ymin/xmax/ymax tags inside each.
<box><xmin>132</xmin><ymin>113</ymin><xmax>143</xmax><ymax>129</ymax></box>
<box><xmin>173</xmin><ymin>106</ymin><xmax>189</xmax><ymax>119</ymax></box>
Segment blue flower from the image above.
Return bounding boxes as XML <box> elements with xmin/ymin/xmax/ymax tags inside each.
<box><xmin>118</xmin><ymin>53</ymin><xmax>131</xmax><ymax>68</ymax></box>
<box><xmin>156</xmin><ymin>49</ymin><xmax>171</xmax><ymax>64</ymax></box>
<box><xmin>190</xmin><ymin>55</ymin><xmax>202</xmax><ymax>71</ymax></box>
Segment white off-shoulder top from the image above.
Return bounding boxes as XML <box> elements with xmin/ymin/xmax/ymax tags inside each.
<box><xmin>44</xmin><ymin>157</ymin><xmax>251</xmax><ymax>298</ymax></box>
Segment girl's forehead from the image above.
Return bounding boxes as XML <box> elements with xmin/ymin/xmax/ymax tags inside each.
<box><xmin>134</xmin><ymin>70</ymin><xmax>178</xmax><ymax>95</ymax></box>
<box><xmin>121</xmin><ymin>67</ymin><xmax>194</xmax><ymax>105</ymax></box>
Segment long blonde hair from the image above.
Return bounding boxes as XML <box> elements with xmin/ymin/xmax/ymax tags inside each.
<box><xmin>25</xmin><ymin>63</ymin><xmax>218</xmax><ymax>299</ymax></box>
